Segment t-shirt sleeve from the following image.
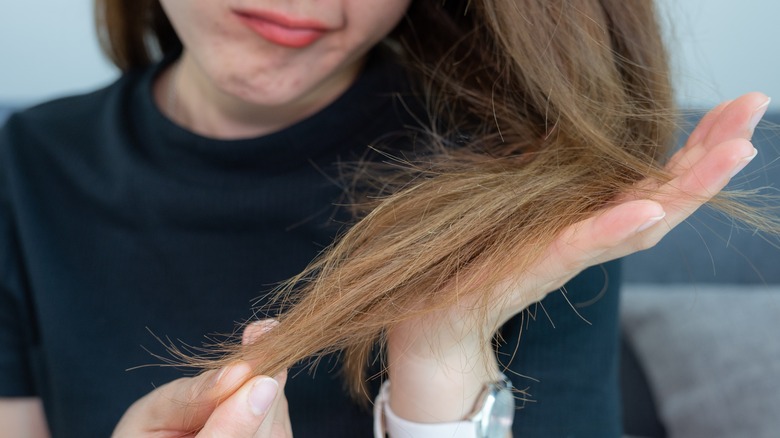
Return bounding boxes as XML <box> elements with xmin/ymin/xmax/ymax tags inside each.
<box><xmin>0</xmin><ymin>116</ymin><xmax>37</xmax><ymax>396</ymax></box>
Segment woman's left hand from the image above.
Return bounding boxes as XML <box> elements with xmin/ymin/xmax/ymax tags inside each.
<box><xmin>387</xmin><ymin>92</ymin><xmax>771</xmax><ymax>422</ymax></box>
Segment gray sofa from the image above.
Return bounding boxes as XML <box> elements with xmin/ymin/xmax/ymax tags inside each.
<box><xmin>0</xmin><ymin>105</ymin><xmax>13</xmax><ymax>126</ymax></box>
<box><xmin>2</xmin><ymin>105</ymin><xmax>778</xmax><ymax>437</ymax></box>
<box><xmin>621</xmin><ymin>111</ymin><xmax>780</xmax><ymax>437</ymax></box>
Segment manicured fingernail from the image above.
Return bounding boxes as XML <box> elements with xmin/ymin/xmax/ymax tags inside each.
<box><xmin>636</xmin><ymin>212</ymin><xmax>666</xmax><ymax>233</ymax></box>
<box><xmin>729</xmin><ymin>148</ymin><xmax>758</xmax><ymax>179</ymax></box>
<box><xmin>748</xmin><ymin>97</ymin><xmax>771</xmax><ymax>134</ymax></box>
<box><xmin>249</xmin><ymin>377</ymin><xmax>278</xmax><ymax>416</ymax></box>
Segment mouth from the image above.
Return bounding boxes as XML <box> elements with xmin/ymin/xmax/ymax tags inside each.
<box><xmin>233</xmin><ymin>9</ymin><xmax>330</xmax><ymax>48</ymax></box>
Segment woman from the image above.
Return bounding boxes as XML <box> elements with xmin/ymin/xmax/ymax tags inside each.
<box><xmin>0</xmin><ymin>0</ymin><xmax>770</xmax><ymax>436</ymax></box>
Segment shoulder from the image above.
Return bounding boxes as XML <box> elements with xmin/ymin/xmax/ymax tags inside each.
<box><xmin>0</xmin><ymin>69</ymin><xmax>149</xmax><ymax>172</ymax></box>
<box><xmin>0</xmin><ymin>68</ymin><xmax>154</xmax><ymax>199</ymax></box>
<box><xmin>1</xmin><ymin>71</ymin><xmax>141</xmax><ymax>146</ymax></box>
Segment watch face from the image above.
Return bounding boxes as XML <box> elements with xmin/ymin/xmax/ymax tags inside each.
<box><xmin>480</xmin><ymin>381</ymin><xmax>515</xmax><ymax>437</ymax></box>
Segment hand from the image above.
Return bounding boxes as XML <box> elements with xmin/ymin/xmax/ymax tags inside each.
<box><xmin>496</xmin><ymin>92</ymin><xmax>769</xmax><ymax>324</ymax></box>
<box><xmin>387</xmin><ymin>92</ymin><xmax>771</xmax><ymax>421</ymax></box>
<box><xmin>113</xmin><ymin>321</ymin><xmax>291</xmax><ymax>437</ymax></box>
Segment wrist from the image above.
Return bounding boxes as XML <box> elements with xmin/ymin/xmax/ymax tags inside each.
<box><xmin>387</xmin><ymin>325</ymin><xmax>500</xmax><ymax>422</ymax></box>
<box><xmin>374</xmin><ymin>373</ymin><xmax>515</xmax><ymax>438</ymax></box>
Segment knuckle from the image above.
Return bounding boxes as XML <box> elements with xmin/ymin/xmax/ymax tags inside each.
<box><xmin>560</xmin><ymin>255</ymin><xmax>582</xmax><ymax>273</ymax></box>
<box><xmin>632</xmin><ymin>233</ymin><xmax>661</xmax><ymax>251</ymax></box>
<box><xmin>551</xmin><ymin>241</ymin><xmax>589</xmax><ymax>273</ymax></box>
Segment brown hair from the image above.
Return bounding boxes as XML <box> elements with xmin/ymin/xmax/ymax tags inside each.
<box><xmin>96</xmin><ymin>0</ymin><xmax>773</xmax><ymax>401</ymax></box>
<box><xmin>95</xmin><ymin>0</ymin><xmax>178</xmax><ymax>71</ymax></box>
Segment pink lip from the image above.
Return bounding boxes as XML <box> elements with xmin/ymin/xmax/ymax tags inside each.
<box><xmin>233</xmin><ymin>10</ymin><xmax>329</xmax><ymax>48</ymax></box>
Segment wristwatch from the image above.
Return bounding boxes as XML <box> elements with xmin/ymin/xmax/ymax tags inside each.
<box><xmin>467</xmin><ymin>375</ymin><xmax>515</xmax><ymax>437</ymax></box>
<box><xmin>373</xmin><ymin>375</ymin><xmax>515</xmax><ymax>438</ymax></box>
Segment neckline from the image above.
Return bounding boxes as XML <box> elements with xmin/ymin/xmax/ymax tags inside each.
<box><xmin>133</xmin><ymin>48</ymin><xmax>411</xmax><ymax>175</ymax></box>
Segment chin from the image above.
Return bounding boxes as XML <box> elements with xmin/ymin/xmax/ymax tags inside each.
<box><xmin>233</xmin><ymin>86</ymin><xmax>315</xmax><ymax>109</ymax></box>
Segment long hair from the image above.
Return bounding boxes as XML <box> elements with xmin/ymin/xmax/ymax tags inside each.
<box><xmin>95</xmin><ymin>0</ymin><xmax>772</xmax><ymax>400</ymax></box>
<box><xmin>95</xmin><ymin>0</ymin><xmax>178</xmax><ymax>70</ymax></box>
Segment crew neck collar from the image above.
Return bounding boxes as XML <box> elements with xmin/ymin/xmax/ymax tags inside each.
<box><xmin>131</xmin><ymin>47</ymin><xmax>413</xmax><ymax>178</ymax></box>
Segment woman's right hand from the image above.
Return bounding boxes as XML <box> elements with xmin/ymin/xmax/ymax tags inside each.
<box><xmin>113</xmin><ymin>322</ymin><xmax>291</xmax><ymax>437</ymax></box>
<box><xmin>113</xmin><ymin>365</ymin><xmax>289</xmax><ymax>438</ymax></box>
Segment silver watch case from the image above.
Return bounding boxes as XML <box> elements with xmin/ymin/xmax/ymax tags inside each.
<box><xmin>467</xmin><ymin>375</ymin><xmax>515</xmax><ymax>438</ymax></box>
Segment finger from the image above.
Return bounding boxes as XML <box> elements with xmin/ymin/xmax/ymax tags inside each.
<box><xmin>198</xmin><ymin>375</ymin><xmax>280</xmax><ymax>437</ymax></box>
<box><xmin>657</xmin><ymin>138</ymin><xmax>756</xmax><ymax>226</ymax></box>
<box><xmin>684</xmin><ymin>100</ymin><xmax>732</xmax><ymax>147</ymax></box>
<box><xmin>597</xmin><ymin>138</ymin><xmax>756</xmax><ymax>264</ymax></box>
<box><xmin>666</xmin><ymin>100</ymin><xmax>731</xmax><ymax>174</ymax></box>
<box><xmin>667</xmin><ymin>93</ymin><xmax>768</xmax><ymax>175</ymax></box>
<box><xmin>505</xmin><ymin>199</ymin><xmax>665</xmax><ymax>313</ymax></box>
<box><xmin>242</xmin><ymin>319</ymin><xmax>279</xmax><ymax>346</ymax></box>
<box><xmin>591</xmin><ymin>137</ymin><xmax>757</xmax><ymax>267</ymax></box>
<box><xmin>546</xmin><ymin>199</ymin><xmax>665</xmax><ymax>274</ymax></box>
<box><xmin>253</xmin><ymin>371</ymin><xmax>291</xmax><ymax>438</ymax></box>
<box><xmin>281</xmin><ymin>394</ymin><xmax>293</xmax><ymax>437</ymax></box>
<box><xmin>701</xmin><ymin>92</ymin><xmax>770</xmax><ymax>148</ymax></box>
<box><xmin>117</xmin><ymin>362</ymin><xmax>252</xmax><ymax>435</ymax></box>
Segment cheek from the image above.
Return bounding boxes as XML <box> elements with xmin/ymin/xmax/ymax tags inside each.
<box><xmin>348</xmin><ymin>0</ymin><xmax>411</xmax><ymax>43</ymax></box>
<box><xmin>164</xmin><ymin>0</ymin><xmax>236</xmax><ymax>54</ymax></box>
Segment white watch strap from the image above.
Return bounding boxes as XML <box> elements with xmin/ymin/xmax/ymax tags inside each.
<box><xmin>374</xmin><ymin>380</ymin><xmax>477</xmax><ymax>438</ymax></box>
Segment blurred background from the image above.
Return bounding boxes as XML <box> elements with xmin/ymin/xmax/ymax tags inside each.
<box><xmin>0</xmin><ymin>0</ymin><xmax>778</xmax><ymax>110</ymax></box>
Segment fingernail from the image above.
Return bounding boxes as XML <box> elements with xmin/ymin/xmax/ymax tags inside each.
<box><xmin>636</xmin><ymin>212</ymin><xmax>666</xmax><ymax>233</ymax></box>
<box><xmin>729</xmin><ymin>148</ymin><xmax>758</xmax><ymax>179</ymax></box>
<box><xmin>243</xmin><ymin>319</ymin><xmax>279</xmax><ymax>345</ymax></box>
<box><xmin>214</xmin><ymin>367</ymin><xmax>228</xmax><ymax>386</ymax></box>
<box><xmin>249</xmin><ymin>377</ymin><xmax>278</xmax><ymax>416</ymax></box>
<box><xmin>209</xmin><ymin>365</ymin><xmax>233</xmax><ymax>389</ymax></box>
<box><xmin>252</xmin><ymin>319</ymin><xmax>279</xmax><ymax>332</ymax></box>
<box><xmin>748</xmin><ymin>97</ymin><xmax>771</xmax><ymax>134</ymax></box>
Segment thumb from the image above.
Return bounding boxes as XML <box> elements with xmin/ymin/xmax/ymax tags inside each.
<box><xmin>112</xmin><ymin>362</ymin><xmax>252</xmax><ymax>436</ymax></box>
<box><xmin>197</xmin><ymin>374</ymin><xmax>285</xmax><ymax>437</ymax></box>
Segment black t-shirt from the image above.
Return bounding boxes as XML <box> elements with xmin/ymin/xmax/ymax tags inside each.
<box><xmin>0</xmin><ymin>52</ymin><xmax>622</xmax><ymax>437</ymax></box>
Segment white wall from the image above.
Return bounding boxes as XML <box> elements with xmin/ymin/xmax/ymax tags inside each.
<box><xmin>0</xmin><ymin>1</ymin><xmax>778</xmax><ymax>109</ymax></box>
<box><xmin>658</xmin><ymin>0</ymin><xmax>780</xmax><ymax>109</ymax></box>
<box><xmin>0</xmin><ymin>1</ymin><xmax>118</xmax><ymax>104</ymax></box>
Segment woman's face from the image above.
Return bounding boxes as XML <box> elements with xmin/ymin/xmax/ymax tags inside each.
<box><xmin>159</xmin><ymin>0</ymin><xmax>411</xmax><ymax>109</ymax></box>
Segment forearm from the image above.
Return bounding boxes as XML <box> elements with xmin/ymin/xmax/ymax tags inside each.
<box><xmin>0</xmin><ymin>398</ymin><xmax>50</xmax><ymax>438</ymax></box>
